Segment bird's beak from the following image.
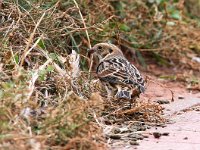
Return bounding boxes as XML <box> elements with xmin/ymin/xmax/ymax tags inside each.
<box><xmin>88</xmin><ymin>48</ymin><xmax>95</xmax><ymax>57</ymax></box>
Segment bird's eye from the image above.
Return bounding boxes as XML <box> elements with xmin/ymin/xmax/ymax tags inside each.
<box><xmin>98</xmin><ymin>46</ymin><xmax>102</xmax><ymax>50</ymax></box>
<box><xmin>109</xmin><ymin>48</ymin><xmax>113</xmax><ymax>53</ymax></box>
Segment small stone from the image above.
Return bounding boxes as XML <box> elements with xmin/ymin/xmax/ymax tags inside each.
<box><xmin>153</xmin><ymin>132</ymin><xmax>162</xmax><ymax>139</ymax></box>
<box><xmin>128</xmin><ymin>133</ymin><xmax>144</xmax><ymax>140</ymax></box>
<box><xmin>129</xmin><ymin>134</ymin><xmax>137</xmax><ymax>138</ymax></box>
<box><xmin>137</xmin><ymin>135</ymin><xmax>144</xmax><ymax>140</ymax></box>
<box><xmin>128</xmin><ymin>126</ymin><xmax>138</xmax><ymax>132</ymax></box>
<box><xmin>131</xmin><ymin>138</ymin><xmax>138</xmax><ymax>141</ymax></box>
<box><xmin>146</xmin><ymin>125</ymin><xmax>151</xmax><ymax>129</ymax></box>
<box><xmin>162</xmin><ymin>132</ymin><xmax>169</xmax><ymax>136</ymax></box>
<box><xmin>111</xmin><ymin>127</ymin><xmax>121</xmax><ymax>134</ymax></box>
<box><xmin>128</xmin><ymin>128</ymin><xmax>137</xmax><ymax>132</ymax></box>
<box><xmin>194</xmin><ymin>108</ymin><xmax>200</xmax><ymax>111</ymax></box>
<box><xmin>183</xmin><ymin>137</ymin><xmax>188</xmax><ymax>140</ymax></box>
<box><xmin>156</xmin><ymin>124</ymin><xmax>167</xmax><ymax>128</ymax></box>
<box><xmin>138</xmin><ymin>118</ymin><xmax>145</xmax><ymax>122</ymax></box>
<box><xmin>138</xmin><ymin>126</ymin><xmax>147</xmax><ymax>131</ymax></box>
<box><xmin>109</xmin><ymin>134</ymin><xmax>121</xmax><ymax>139</ymax></box>
<box><xmin>156</xmin><ymin>99</ymin><xmax>170</xmax><ymax>104</ymax></box>
<box><xmin>128</xmin><ymin>133</ymin><xmax>139</xmax><ymax>139</ymax></box>
<box><xmin>143</xmin><ymin>135</ymin><xmax>149</xmax><ymax>138</ymax></box>
<box><xmin>130</xmin><ymin>141</ymin><xmax>139</xmax><ymax>145</ymax></box>
<box><xmin>104</xmin><ymin>119</ymin><xmax>112</xmax><ymax>125</ymax></box>
<box><xmin>120</xmin><ymin>127</ymin><xmax>130</xmax><ymax>133</ymax></box>
<box><xmin>177</xmin><ymin>112</ymin><xmax>183</xmax><ymax>115</ymax></box>
<box><xmin>178</xmin><ymin>95</ymin><xmax>184</xmax><ymax>99</ymax></box>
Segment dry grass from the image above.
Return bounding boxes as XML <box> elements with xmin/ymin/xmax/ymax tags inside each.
<box><xmin>100</xmin><ymin>99</ymin><xmax>165</xmax><ymax>126</ymax></box>
<box><xmin>0</xmin><ymin>1</ymin><xmax>108</xmax><ymax>149</ymax></box>
<box><xmin>0</xmin><ymin>0</ymin><xmax>200</xmax><ymax>149</ymax></box>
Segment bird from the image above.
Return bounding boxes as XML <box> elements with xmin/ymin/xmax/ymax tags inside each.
<box><xmin>88</xmin><ymin>43</ymin><xmax>145</xmax><ymax>106</ymax></box>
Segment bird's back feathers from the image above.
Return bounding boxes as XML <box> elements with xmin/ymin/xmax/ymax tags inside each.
<box><xmin>96</xmin><ymin>57</ymin><xmax>145</xmax><ymax>94</ymax></box>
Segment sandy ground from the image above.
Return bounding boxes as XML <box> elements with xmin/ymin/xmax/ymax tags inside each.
<box><xmin>112</xmin><ymin>75</ymin><xmax>200</xmax><ymax>150</ymax></box>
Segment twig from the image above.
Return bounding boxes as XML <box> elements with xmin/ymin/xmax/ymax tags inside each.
<box><xmin>88</xmin><ymin>54</ymin><xmax>94</xmax><ymax>75</ymax></box>
<box><xmin>72</xmin><ymin>0</ymin><xmax>94</xmax><ymax>75</ymax></box>
<box><xmin>20</xmin><ymin>12</ymin><xmax>46</xmax><ymax>67</ymax></box>
<box><xmin>23</xmin><ymin>59</ymin><xmax>51</xmax><ymax>103</ymax></box>
<box><xmin>3</xmin><ymin>20</ymin><xmax>15</xmax><ymax>41</ymax></box>
<box><xmin>93</xmin><ymin>111</ymin><xmax>104</xmax><ymax>128</ymax></box>
<box><xmin>36</xmin><ymin>48</ymin><xmax>68</xmax><ymax>77</ymax></box>
<box><xmin>72</xmin><ymin>0</ymin><xmax>91</xmax><ymax>49</ymax></box>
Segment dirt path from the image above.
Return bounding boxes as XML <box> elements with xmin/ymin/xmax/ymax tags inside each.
<box><xmin>137</xmin><ymin>97</ymin><xmax>200</xmax><ymax>150</ymax></box>
<box><xmin>111</xmin><ymin>77</ymin><xmax>200</xmax><ymax>150</ymax></box>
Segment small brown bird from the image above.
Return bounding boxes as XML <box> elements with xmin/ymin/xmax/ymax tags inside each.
<box><xmin>89</xmin><ymin>43</ymin><xmax>145</xmax><ymax>105</ymax></box>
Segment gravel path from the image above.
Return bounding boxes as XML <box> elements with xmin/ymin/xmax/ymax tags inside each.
<box><xmin>110</xmin><ymin>79</ymin><xmax>200</xmax><ymax>150</ymax></box>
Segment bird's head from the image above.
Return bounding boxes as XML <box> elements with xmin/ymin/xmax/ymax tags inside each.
<box><xmin>88</xmin><ymin>43</ymin><xmax>123</xmax><ymax>61</ymax></box>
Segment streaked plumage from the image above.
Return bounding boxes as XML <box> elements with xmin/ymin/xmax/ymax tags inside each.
<box><xmin>89</xmin><ymin>43</ymin><xmax>145</xmax><ymax>102</ymax></box>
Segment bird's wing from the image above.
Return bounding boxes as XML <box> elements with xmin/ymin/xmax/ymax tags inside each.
<box><xmin>127</xmin><ymin>62</ymin><xmax>145</xmax><ymax>92</ymax></box>
<box><xmin>96</xmin><ymin>57</ymin><xmax>145</xmax><ymax>92</ymax></box>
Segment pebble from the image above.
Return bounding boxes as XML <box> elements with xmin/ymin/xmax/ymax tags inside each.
<box><xmin>130</xmin><ymin>141</ymin><xmax>139</xmax><ymax>145</ymax></box>
<box><xmin>138</xmin><ymin>118</ymin><xmax>145</xmax><ymax>122</ymax></box>
<box><xmin>162</xmin><ymin>132</ymin><xmax>169</xmax><ymax>136</ymax></box>
<box><xmin>128</xmin><ymin>133</ymin><xmax>139</xmax><ymax>139</ymax></box>
<box><xmin>129</xmin><ymin>138</ymin><xmax>137</xmax><ymax>141</ymax></box>
<box><xmin>137</xmin><ymin>135</ymin><xmax>144</xmax><ymax>140</ymax></box>
<box><xmin>143</xmin><ymin>135</ymin><xmax>149</xmax><ymax>138</ymax></box>
<box><xmin>104</xmin><ymin>119</ymin><xmax>112</xmax><ymax>125</ymax></box>
<box><xmin>120</xmin><ymin>127</ymin><xmax>130</xmax><ymax>133</ymax></box>
<box><xmin>156</xmin><ymin>99</ymin><xmax>170</xmax><ymax>104</ymax></box>
<box><xmin>128</xmin><ymin>122</ymin><xmax>146</xmax><ymax>132</ymax></box>
<box><xmin>194</xmin><ymin>108</ymin><xmax>200</xmax><ymax>111</ymax></box>
<box><xmin>128</xmin><ymin>128</ymin><xmax>137</xmax><ymax>132</ymax></box>
<box><xmin>111</xmin><ymin>127</ymin><xmax>121</xmax><ymax>134</ymax></box>
<box><xmin>177</xmin><ymin>112</ymin><xmax>183</xmax><ymax>115</ymax></box>
<box><xmin>178</xmin><ymin>95</ymin><xmax>184</xmax><ymax>99</ymax></box>
<box><xmin>137</xmin><ymin>126</ymin><xmax>147</xmax><ymax>131</ymax></box>
<box><xmin>156</xmin><ymin>124</ymin><xmax>167</xmax><ymax>128</ymax></box>
<box><xmin>128</xmin><ymin>126</ymin><xmax>138</xmax><ymax>132</ymax></box>
<box><xmin>153</xmin><ymin>132</ymin><xmax>162</xmax><ymax>139</ymax></box>
<box><xmin>146</xmin><ymin>125</ymin><xmax>151</xmax><ymax>129</ymax></box>
<box><xmin>109</xmin><ymin>134</ymin><xmax>121</xmax><ymax>139</ymax></box>
<box><xmin>128</xmin><ymin>133</ymin><xmax>144</xmax><ymax>140</ymax></box>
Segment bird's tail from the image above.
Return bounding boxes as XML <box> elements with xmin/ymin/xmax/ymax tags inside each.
<box><xmin>115</xmin><ymin>90</ymin><xmax>131</xmax><ymax>99</ymax></box>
